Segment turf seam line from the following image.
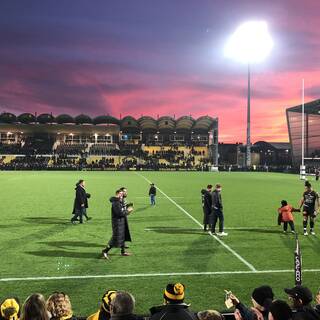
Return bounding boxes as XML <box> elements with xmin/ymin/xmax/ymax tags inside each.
<box><xmin>135</xmin><ymin>172</ymin><xmax>257</xmax><ymax>272</ymax></box>
<box><xmin>1</xmin><ymin>269</ymin><xmax>320</xmax><ymax>282</ymax></box>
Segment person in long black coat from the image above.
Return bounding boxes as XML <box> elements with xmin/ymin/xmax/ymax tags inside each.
<box><xmin>71</xmin><ymin>180</ymin><xmax>90</xmax><ymax>224</ymax></box>
<box><xmin>201</xmin><ymin>184</ymin><xmax>213</xmax><ymax>231</ymax></box>
<box><xmin>102</xmin><ymin>190</ymin><xmax>132</xmax><ymax>259</ymax></box>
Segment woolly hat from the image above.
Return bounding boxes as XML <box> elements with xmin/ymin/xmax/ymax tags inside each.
<box><xmin>164</xmin><ymin>283</ymin><xmax>185</xmax><ymax>303</ymax></box>
<box><xmin>0</xmin><ymin>298</ymin><xmax>20</xmax><ymax>320</ymax></box>
<box><xmin>101</xmin><ymin>290</ymin><xmax>117</xmax><ymax>313</ymax></box>
<box><xmin>252</xmin><ymin>285</ymin><xmax>274</xmax><ymax>307</ymax></box>
<box><xmin>269</xmin><ymin>300</ymin><xmax>292</xmax><ymax>320</ymax></box>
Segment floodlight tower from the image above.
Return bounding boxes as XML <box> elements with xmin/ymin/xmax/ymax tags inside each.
<box><xmin>224</xmin><ymin>21</ymin><xmax>273</xmax><ymax>167</ymax></box>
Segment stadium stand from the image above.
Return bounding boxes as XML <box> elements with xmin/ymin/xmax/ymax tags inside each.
<box><xmin>0</xmin><ymin>113</ymin><xmax>219</xmax><ymax>171</ymax></box>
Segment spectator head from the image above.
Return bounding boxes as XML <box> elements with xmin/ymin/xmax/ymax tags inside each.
<box><xmin>268</xmin><ymin>300</ymin><xmax>292</xmax><ymax>320</ymax></box>
<box><xmin>46</xmin><ymin>293</ymin><xmax>72</xmax><ymax>320</ymax></box>
<box><xmin>207</xmin><ymin>185</ymin><xmax>213</xmax><ymax>191</ymax></box>
<box><xmin>21</xmin><ymin>294</ymin><xmax>48</xmax><ymax>320</ymax></box>
<box><xmin>150</xmin><ymin>183</ymin><xmax>154</xmax><ymax>186</ymax></box>
<box><xmin>197</xmin><ymin>310</ymin><xmax>224</xmax><ymax>320</ymax></box>
<box><xmin>110</xmin><ymin>291</ymin><xmax>135</xmax><ymax>316</ymax></box>
<box><xmin>251</xmin><ymin>286</ymin><xmax>274</xmax><ymax>311</ymax></box>
<box><xmin>284</xmin><ymin>285</ymin><xmax>313</xmax><ymax>308</ymax></box>
<box><xmin>163</xmin><ymin>283</ymin><xmax>185</xmax><ymax>304</ymax></box>
<box><xmin>281</xmin><ymin>200</ymin><xmax>288</xmax><ymax>207</ymax></box>
<box><xmin>215</xmin><ymin>184</ymin><xmax>222</xmax><ymax>191</ymax></box>
<box><xmin>0</xmin><ymin>298</ymin><xmax>20</xmax><ymax>320</ymax></box>
<box><xmin>100</xmin><ymin>290</ymin><xmax>117</xmax><ymax>314</ymax></box>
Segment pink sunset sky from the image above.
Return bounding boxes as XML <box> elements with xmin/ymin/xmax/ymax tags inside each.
<box><xmin>1</xmin><ymin>0</ymin><xmax>320</xmax><ymax>142</ymax></box>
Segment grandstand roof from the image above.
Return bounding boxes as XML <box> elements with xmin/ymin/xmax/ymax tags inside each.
<box><xmin>254</xmin><ymin>141</ymin><xmax>291</xmax><ymax>151</ymax></box>
<box><xmin>286</xmin><ymin>99</ymin><xmax>320</xmax><ymax>114</ymax></box>
<box><xmin>0</xmin><ymin>113</ymin><xmax>217</xmax><ymax>134</ymax></box>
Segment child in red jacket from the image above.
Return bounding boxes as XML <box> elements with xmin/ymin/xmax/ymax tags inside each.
<box><xmin>278</xmin><ymin>200</ymin><xmax>300</xmax><ymax>233</ymax></box>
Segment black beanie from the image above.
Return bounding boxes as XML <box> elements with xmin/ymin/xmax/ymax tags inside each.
<box><xmin>252</xmin><ymin>285</ymin><xmax>274</xmax><ymax>307</ymax></box>
<box><xmin>269</xmin><ymin>300</ymin><xmax>292</xmax><ymax>320</ymax></box>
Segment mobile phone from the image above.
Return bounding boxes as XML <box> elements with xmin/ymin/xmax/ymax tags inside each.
<box><xmin>224</xmin><ymin>290</ymin><xmax>233</xmax><ymax>309</ymax></box>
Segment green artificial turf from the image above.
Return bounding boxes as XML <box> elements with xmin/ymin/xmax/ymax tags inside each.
<box><xmin>0</xmin><ymin>171</ymin><xmax>319</xmax><ymax>315</ymax></box>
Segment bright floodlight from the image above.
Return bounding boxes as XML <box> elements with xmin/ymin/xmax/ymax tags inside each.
<box><xmin>224</xmin><ymin>21</ymin><xmax>273</xmax><ymax>64</ymax></box>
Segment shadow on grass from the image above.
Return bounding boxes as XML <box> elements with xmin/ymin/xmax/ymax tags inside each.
<box><xmin>26</xmin><ymin>250</ymin><xmax>101</xmax><ymax>259</ymax></box>
<box><xmin>234</xmin><ymin>228</ymin><xmax>282</xmax><ymax>234</ymax></box>
<box><xmin>22</xmin><ymin>217</ymin><xmax>70</xmax><ymax>225</ymax></box>
<box><xmin>144</xmin><ymin>226</ymin><xmax>206</xmax><ymax>235</ymax></box>
<box><xmin>39</xmin><ymin>240</ymin><xmax>102</xmax><ymax>249</ymax></box>
<box><xmin>132</xmin><ymin>206</ymin><xmax>150</xmax><ymax>214</ymax></box>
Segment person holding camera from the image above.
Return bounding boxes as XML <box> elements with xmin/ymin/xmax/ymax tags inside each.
<box><xmin>102</xmin><ymin>189</ymin><xmax>133</xmax><ymax>259</ymax></box>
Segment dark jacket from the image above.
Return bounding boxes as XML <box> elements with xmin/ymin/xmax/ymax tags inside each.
<box><xmin>110</xmin><ymin>314</ymin><xmax>144</xmax><ymax>320</ymax></box>
<box><xmin>108</xmin><ymin>197</ymin><xmax>131</xmax><ymax>247</ymax></box>
<box><xmin>150</xmin><ymin>304</ymin><xmax>197</xmax><ymax>320</ymax></box>
<box><xmin>72</xmin><ymin>185</ymin><xmax>88</xmax><ymax>213</ymax></box>
<box><xmin>293</xmin><ymin>305</ymin><xmax>320</xmax><ymax>320</ymax></box>
<box><xmin>149</xmin><ymin>186</ymin><xmax>157</xmax><ymax>196</ymax></box>
<box><xmin>201</xmin><ymin>189</ymin><xmax>213</xmax><ymax>224</ymax></box>
<box><xmin>235</xmin><ymin>302</ymin><xmax>269</xmax><ymax>320</ymax></box>
<box><xmin>212</xmin><ymin>189</ymin><xmax>222</xmax><ymax>210</ymax></box>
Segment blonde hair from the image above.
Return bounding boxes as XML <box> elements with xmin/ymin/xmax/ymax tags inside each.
<box><xmin>197</xmin><ymin>310</ymin><xmax>224</xmax><ymax>320</ymax></box>
<box><xmin>21</xmin><ymin>294</ymin><xmax>48</xmax><ymax>320</ymax></box>
<box><xmin>46</xmin><ymin>293</ymin><xmax>72</xmax><ymax>320</ymax></box>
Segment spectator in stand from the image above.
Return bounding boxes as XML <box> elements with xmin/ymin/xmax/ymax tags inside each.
<box><xmin>284</xmin><ymin>286</ymin><xmax>319</xmax><ymax>320</ymax></box>
<box><xmin>229</xmin><ymin>285</ymin><xmax>274</xmax><ymax>320</ymax></box>
<box><xmin>87</xmin><ymin>290</ymin><xmax>117</xmax><ymax>320</ymax></box>
<box><xmin>46</xmin><ymin>293</ymin><xmax>75</xmax><ymax>320</ymax></box>
<box><xmin>149</xmin><ymin>283</ymin><xmax>197</xmax><ymax>320</ymax></box>
<box><xmin>0</xmin><ymin>297</ymin><xmax>20</xmax><ymax>320</ymax></box>
<box><xmin>109</xmin><ymin>291</ymin><xmax>143</xmax><ymax>320</ymax></box>
<box><xmin>196</xmin><ymin>310</ymin><xmax>224</xmax><ymax>320</ymax></box>
<box><xmin>21</xmin><ymin>294</ymin><xmax>49</xmax><ymax>320</ymax></box>
<box><xmin>148</xmin><ymin>183</ymin><xmax>156</xmax><ymax>206</ymax></box>
<box><xmin>268</xmin><ymin>300</ymin><xmax>292</xmax><ymax>320</ymax></box>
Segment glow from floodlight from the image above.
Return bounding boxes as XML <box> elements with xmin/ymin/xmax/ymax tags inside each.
<box><xmin>224</xmin><ymin>21</ymin><xmax>273</xmax><ymax>64</ymax></box>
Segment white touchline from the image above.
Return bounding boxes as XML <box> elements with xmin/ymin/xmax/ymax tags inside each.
<box><xmin>135</xmin><ymin>172</ymin><xmax>257</xmax><ymax>272</ymax></box>
<box><xmin>1</xmin><ymin>269</ymin><xmax>320</xmax><ymax>282</ymax></box>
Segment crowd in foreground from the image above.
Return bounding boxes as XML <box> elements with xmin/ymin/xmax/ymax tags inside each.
<box><xmin>1</xmin><ymin>283</ymin><xmax>320</xmax><ymax>320</ymax></box>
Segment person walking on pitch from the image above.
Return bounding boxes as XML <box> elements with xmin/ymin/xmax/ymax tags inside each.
<box><xmin>201</xmin><ymin>184</ymin><xmax>213</xmax><ymax>231</ymax></box>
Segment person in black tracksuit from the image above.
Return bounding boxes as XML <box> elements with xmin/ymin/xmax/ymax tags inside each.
<box><xmin>211</xmin><ymin>183</ymin><xmax>227</xmax><ymax>236</ymax></box>
<box><xmin>201</xmin><ymin>185</ymin><xmax>213</xmax><ymax>231</ymax></box>
<box><xmin>71</xmin><ymin>180</ymin><xmax>91</xmax><ymax>224</ymax></box>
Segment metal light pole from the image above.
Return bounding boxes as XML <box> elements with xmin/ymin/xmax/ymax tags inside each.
<box><xmin>246</xmin><ymin>64</ymin><xmax>251</xmax><ymax>167</ymax></box>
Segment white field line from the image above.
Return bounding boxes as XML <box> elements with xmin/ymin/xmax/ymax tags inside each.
<box><xmin>144</xmin><ymin>227</ymin><xmax>277</xmax><ymax>231</ymax></box>
<box><xmin>1</xmin><ymin>269</ymin><xmax>320</xmax><ymax>282</ymax></box>
<box><xmin>135</xmin><ymin>172</ymin><xmax>257</xmax><ymax>272</ymax></box>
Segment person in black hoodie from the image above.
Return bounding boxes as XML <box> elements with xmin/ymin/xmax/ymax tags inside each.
<box><xmin>201</xmin><ymin>185</ymin><xmax>213</xmax><ymax>231</ymax></box>
<box><xmin>211</xmin><ymin>184</ymin><xmax>227</xmax><ymax>236</ymax></box>
<box><xmin>229</xmin><ymin>285</ymin><xmax>274</xmax><ymax>320</ymax></box>
<box><xmin>102</xmin><ymin>190</ymin><xmax>133</xmax><ymax>259</ymax></box>
<box><xmin>284</xmin><ymin>285</ymin><xmax>320</xmax><ymax>320</ymax></box>
<box><xmin>71</xmin><ymin>180</ymin><xmax>91</xmax><ymax>224</ymax></box>
<box><xmin>149</xmin><ymin>283</ymin><xmax>197</xmax><ymax>320</ymax></box>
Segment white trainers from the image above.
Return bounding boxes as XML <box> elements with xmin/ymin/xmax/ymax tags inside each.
<box><xmin>304</xmin><ymin>231</ymin><xmax>308</xmax><ymax>236</ymax></box>
<box><xmin>217</xmin><ymin>232</ymin><xmax>228</xmax><ymax>236</ymax></box>
<box><xmin>291</xmin><ymin>231</ymin><xmax>295</xmax><ymax>234</ymax></box>
<box><xmin>310</xmin><ymin>230</ymin><xmax>316</xmax><ymax>235</ymax></box>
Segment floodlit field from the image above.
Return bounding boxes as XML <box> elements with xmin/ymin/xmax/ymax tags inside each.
<box><xmin>1</xmin><ymin>171</ymin><xmax>320</xmax><ymax>315</ymax></box>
